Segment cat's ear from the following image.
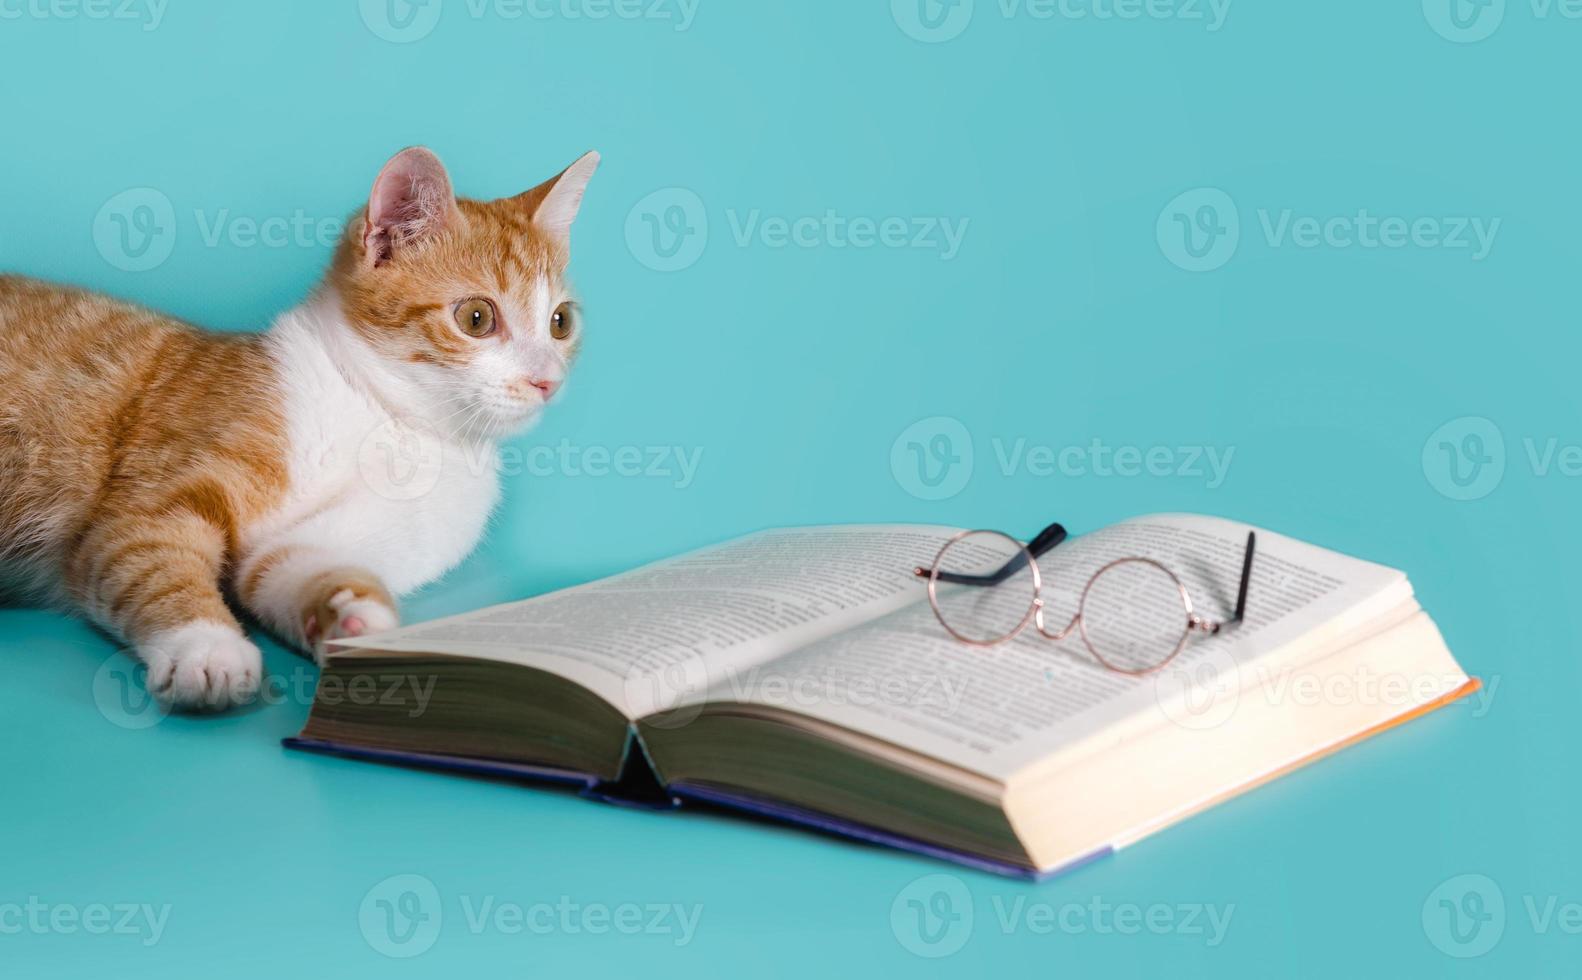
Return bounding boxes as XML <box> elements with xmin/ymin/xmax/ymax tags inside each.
<box><xmin>363</xmin><ymin>147</ymin><xmax>459</xmax><ymax>268</ymax></box>
<box><xmin>514</xmin><ymin>151</ymin><xmax>600</xmax><ymax>244</ymax></box>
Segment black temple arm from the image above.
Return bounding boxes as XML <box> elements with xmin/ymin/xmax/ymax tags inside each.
<box><xmin>1026</xmin><ymin>522</ymin><xmax>1068</xmax><ymax>560</ymax></box>
<box><xmin>913</xmin><ymin>522</ymin><xmax>1067</xmax><ymax>587</ymax></box>
<box><xmin>1232</xmin><ymin>531</ymin><xmax>1256</xmax><ymax>623</ymax></box>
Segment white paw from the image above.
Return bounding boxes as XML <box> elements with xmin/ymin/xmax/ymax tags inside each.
<box><xmin>305</xmin><ymin>589</ymin><xmax>398</xmax><ymax>664</ymax></box>
<box><xmin>139</xmin><ymin>621</ymin><xmax>262</xmax><ymax>711</ymax></box>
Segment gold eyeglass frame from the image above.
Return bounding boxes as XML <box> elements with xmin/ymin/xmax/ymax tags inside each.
<box><xmin>912</xmin><ymin>524</ymin><xmax>1257</xmax><ymax>676</ymax></box>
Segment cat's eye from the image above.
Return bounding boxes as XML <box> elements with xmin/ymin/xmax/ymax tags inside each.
<box><xmin>551</xmin><ymin>302</ymin><xmax>576</xmax><ymax>341</ymax></box>
<box><xmin>454</xmin><ymin>298</ymin><xmax>497</xmax><ymax>338</ymax></box>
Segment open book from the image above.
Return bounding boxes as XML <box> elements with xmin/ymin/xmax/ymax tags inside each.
<box><xmin>286</xmin><ymin>515</ymin><xmax>1476</xmax><ymax>878</ymax></box>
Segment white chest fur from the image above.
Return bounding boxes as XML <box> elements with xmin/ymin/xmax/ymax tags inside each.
<box><xmin>250</xmin><ymin>296</ymin><xmax>501</xmax><ymax>595</ymax></box>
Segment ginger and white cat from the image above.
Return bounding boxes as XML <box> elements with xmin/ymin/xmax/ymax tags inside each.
<box><xmin>0</xmin><ymin>147</ymin><xmax>597</xmax><ymax>710</ymax></box>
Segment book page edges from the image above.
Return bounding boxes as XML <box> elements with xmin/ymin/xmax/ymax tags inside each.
<box><xmin>1103</xmin><ymin>676</ymin><xmax>1479</xmax><ymax>852</ymax></box>
<box><xmin>1008</xmin><ymin>611</ymin><xmax>1471</xmax><ymax>872</ymax></box>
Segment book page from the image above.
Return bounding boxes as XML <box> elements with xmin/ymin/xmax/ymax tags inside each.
<box><xmin>335</xmin><ymin>525</ymin><xmax>958</xmax><ymax>717</ymax></box>
<box><xmin>702</xmin><ymin>514</ymin><xmax>1415</xmax><ymax>780</ymax></box>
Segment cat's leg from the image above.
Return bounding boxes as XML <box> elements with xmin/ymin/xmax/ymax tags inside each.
<box><xmin>237</xmin><ymin>546</ymin><xmax>399</xmax><ymax>664</ymax></box>
<box><xmin>70</xmin><ymin>513</ymin><xmax>262</xmax><ymax>709</ymax></box>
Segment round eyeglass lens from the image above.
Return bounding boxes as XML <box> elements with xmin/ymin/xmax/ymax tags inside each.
<box><xmin>927</xmin><ymin>531</ymin><xmax>1039</xmax><ymax>645</ymax></box>
<box><xmin>1079</xmin><ymin>558</ymin><xmax>1191</xmax><ymax>674</ymax></box>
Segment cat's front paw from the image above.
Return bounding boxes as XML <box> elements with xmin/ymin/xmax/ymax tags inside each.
<box><xmin>139</xmin><ymin>621</ymin><xmax>263</xmax><ymax>711</ymax></box>
<box><xmin>304</xmin><ymin>587</ymin><xmax>398</xmax><ymax>665</ymax></box>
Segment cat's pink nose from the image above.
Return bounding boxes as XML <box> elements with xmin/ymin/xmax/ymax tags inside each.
<box><xmin>528</xmin><ymin>378</ymin><xmax>558</xmax><ymax>400</ymax></box>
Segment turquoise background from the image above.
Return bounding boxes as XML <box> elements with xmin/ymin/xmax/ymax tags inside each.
<box><xmin>0</xmin><ymin>0</ymin><xmax>1575</xmax><ymax>975</ymax></box>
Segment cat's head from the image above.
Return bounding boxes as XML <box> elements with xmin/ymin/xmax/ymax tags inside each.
<box><xmin>328</xmin><ymin>146</ymin><xmax>598</xmax><ymax>442</ymax></box>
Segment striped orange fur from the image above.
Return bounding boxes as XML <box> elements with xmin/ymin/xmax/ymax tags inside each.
<box><xmin>0</xmin><ymin>147</ymin><xmax>598</xmax><ymax>710</ymax></box>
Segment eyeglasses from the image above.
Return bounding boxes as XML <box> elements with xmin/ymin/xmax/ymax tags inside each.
<box><xmin>911</xmin><ymin>522</ymin><xmax>1257</xmax><ymax>675</ymax></box>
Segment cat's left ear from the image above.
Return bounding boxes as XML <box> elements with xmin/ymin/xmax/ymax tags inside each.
<box><xmin>515</xmin><ymin>151</ymin><xmax>600</xmax><ymax>244</ymax></box>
